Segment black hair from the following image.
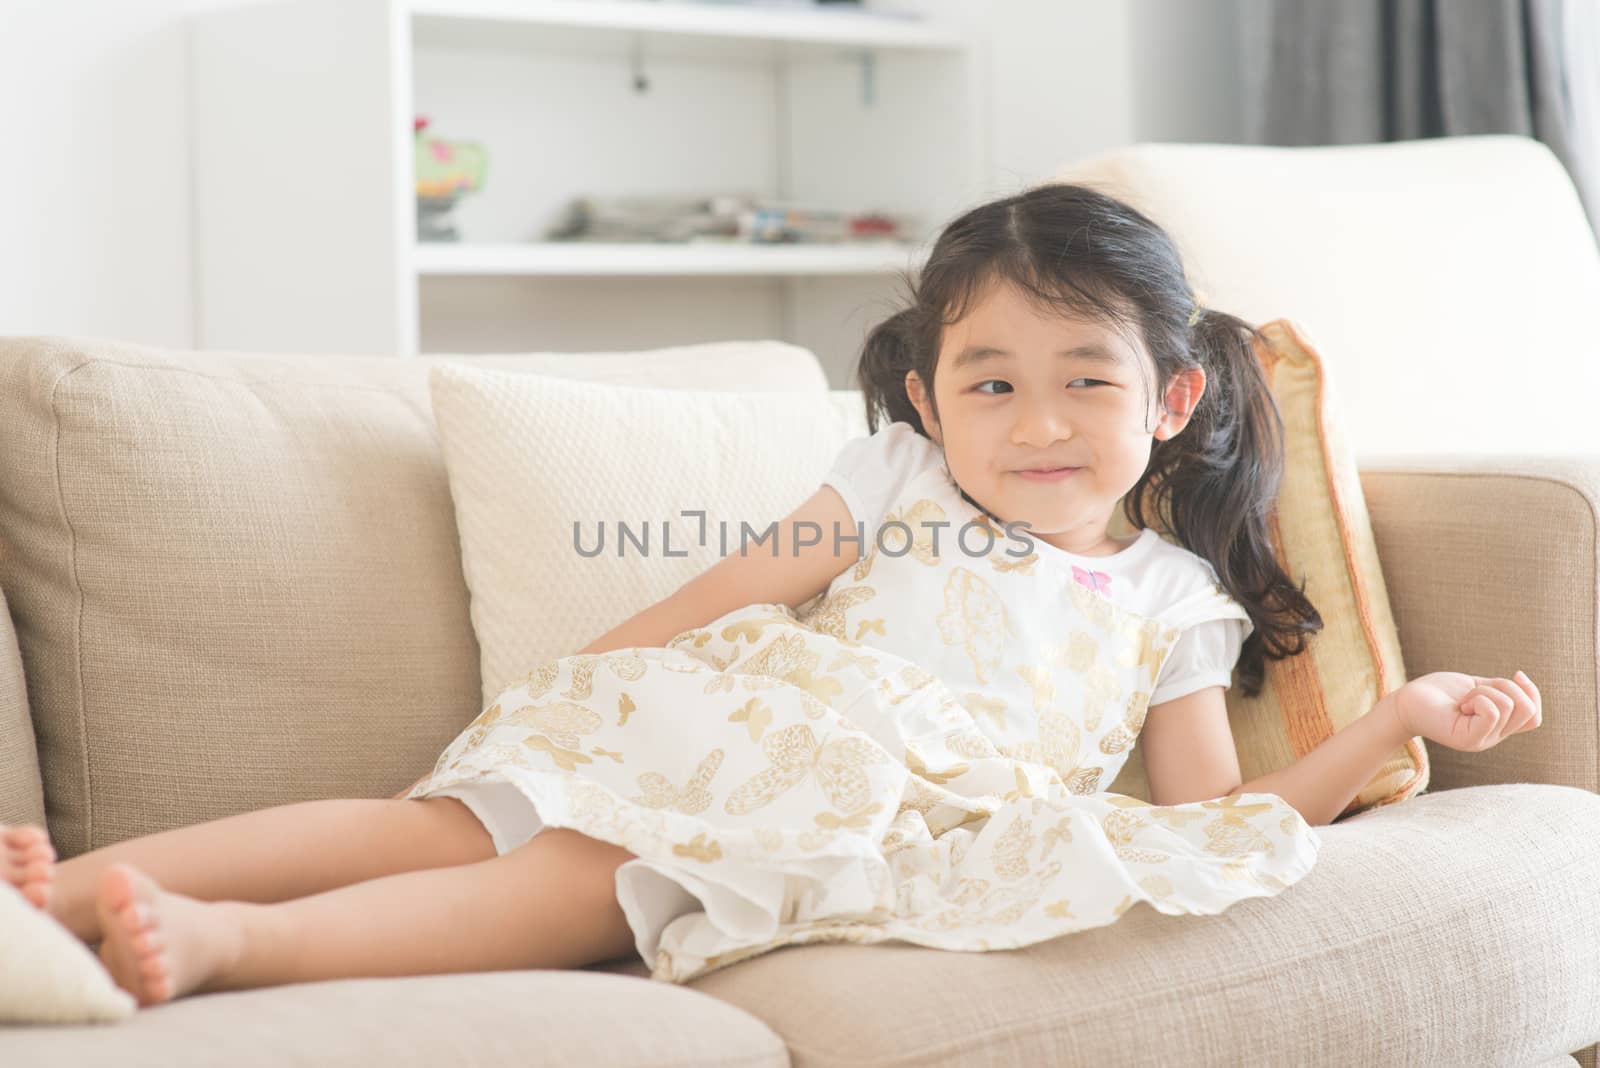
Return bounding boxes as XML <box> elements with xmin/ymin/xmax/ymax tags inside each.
<box><xmin>852</xmin><ymin>182</ymin><xmax>1321</xmax><ymax>697</ymax></box>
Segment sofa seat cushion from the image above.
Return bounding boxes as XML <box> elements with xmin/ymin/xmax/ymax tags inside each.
<box><xmin>682</xmin><ymin>784</ymin><xmax>1600</xmax><ymax>1066</ymax></box>
<box><xmin>0</xmin><ymin>969</ymin><xmax>785</xmax><ymax>1067</ymax></box>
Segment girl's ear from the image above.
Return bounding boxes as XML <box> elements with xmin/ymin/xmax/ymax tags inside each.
<box><xmin>905</xmin><ymin>370</ymin><xmax>943</xmax><ymax>445</ymax></box>
<box><xmin>1152</xmin><ymin>367</ymin><xmax>1205</xmax><ymax>441</ymax></box>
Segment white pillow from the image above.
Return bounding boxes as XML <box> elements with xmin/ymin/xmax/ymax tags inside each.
<box><xmin>0</xmin><ymin>881</ymin><xmax>134</xmax><ymax>1023</ymax></box>
<box><xmin>428</xmin><ymin>362</ymin><xmax>871</xmax><ymax>709</ymax></box>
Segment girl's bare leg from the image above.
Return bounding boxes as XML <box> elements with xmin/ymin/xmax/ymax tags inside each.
<box><xmin>93</xmin><ymin>826</ymin><xmax>641</xmax><ymax>1006</ymax></box>
<box><xmin>2</xmin><ymin>796</ymin><xmax>495</xmax><ymax>944</ymax></box>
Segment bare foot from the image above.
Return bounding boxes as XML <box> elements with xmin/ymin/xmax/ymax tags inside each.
<box><xmin>2</xmin><ymin>822</ymin><xmax>56</xmax><ymax>912</ymax></box>
<box><xmin>94</xmin><ymin>863</ymin><xmax>242</xmax><ymax>1007</ymax></box>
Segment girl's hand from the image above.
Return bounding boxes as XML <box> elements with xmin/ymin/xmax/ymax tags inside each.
<box><xmin>1386</xmin><ymin>670</ymin><xmax>1542</xmax><ymax>751</ymax></box>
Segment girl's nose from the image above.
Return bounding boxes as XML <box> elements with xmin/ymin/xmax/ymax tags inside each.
<box><xmin>1011</xmin><ymin>398</ymin><xmax>1070</xmax><ymax>446</ymax></box>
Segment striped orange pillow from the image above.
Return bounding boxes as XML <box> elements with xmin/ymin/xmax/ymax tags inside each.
<box><xmin>1108</xmin><ymin>318</ymin><xmax>1428</xmax><ymax>820</ymax></box>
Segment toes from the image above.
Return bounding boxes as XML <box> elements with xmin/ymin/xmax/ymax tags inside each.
<box><xmin>98</xmin><ymin>863</ymin><xmax>140</xmax><ymax>914</ymax></box>
<box><xmin>95</xmin><ymin>864</ymin><xmax>181</xmax><ymax>1006</ymax></box>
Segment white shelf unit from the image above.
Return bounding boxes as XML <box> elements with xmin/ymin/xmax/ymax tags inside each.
<box><xmin>191</xmin><ymin>0</ymin><xmax>987</xmax><ymax>375</ymax></box>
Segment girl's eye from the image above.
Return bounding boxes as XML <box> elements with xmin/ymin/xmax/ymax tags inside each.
<box><xmin>973</xmin><ymin>379</ymin><xmax>1106</xmax><ymax>394</ymax></box>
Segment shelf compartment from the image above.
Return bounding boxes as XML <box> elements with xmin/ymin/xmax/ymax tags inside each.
<box><xmin>411</xmin><ymin>240</ymin><xmax>926</xmax><ymax>276</ymax></box>
<box><xmin>408</xmin><ymin>0</ymin><xmax>967</xmax><ymax>62</ymax></box>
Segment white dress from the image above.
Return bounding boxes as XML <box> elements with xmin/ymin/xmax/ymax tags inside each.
<box><xmin>408</xmin><ymin>421</ymin><xmax>1323</xmax><ymax>983</ymax></box>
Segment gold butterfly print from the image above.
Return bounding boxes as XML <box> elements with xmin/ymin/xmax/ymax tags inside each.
<box><xmin>1080</xmin><ymin>661</ymin><xmax>1123</xmax><ymax>731</ymax></box>
<box><xmin>1042</xmin><ymin>898</ymin><xmax>1076</xmax><ymax>920</ymax></box>
<box><xmin>1064</xmin><ymin>578</ymin><xmax>1118</xmax><ymax>630</ymax></box>
<box><xmin>666</xmin><ymin>628</ymin><xmax>714</xmax><ymax>651</ymax></box>
<box><xmin>617</xmin><ymin>692</ymin><xmax>636</xmax><ymax>727</ymax></box>
<box><xmin>882</xmin><ymin>497</ymin><xmax>950</xmax><ymax>566</ymax></box>
<box><xmin>1101</xmin><ymin>809</ymin><xmax>1172</xmax><ymax>864</ymax></box>
<box><xmin>800</xmin><ymin>585</ymin><xmax>877</xmax><ymax>643</ymax></box>
<box><xmin>723</xmin><ymin>723</ymin><xmax>886</xmax><ymax>818</ymax></box>
<box><xmin>827</xmin><ymin>647</ymin><xmax>881</xmax><ymax>679</ymax></box>
<box><xmin>1200</xmin><ymin>795</ymin><xmax>1277</xmax><ymax>856</ymax></box>
<box><xmin>728</xmin><ymin>697</ymin><xmax>773</xmax><ymax>742</ymax></box>
<box><xmin>521</xmin><ymin>734</ymin><xmax>593</xmax><ymax>772</ymax></box>
<box><xmin>722</xmin><ymin>612</ymin><xmax>802</xmax><ymax>645</ymax></box>
<box><xmin>1148</xmin><ymin>806</ymin><xmax>1206</xmax><ymax>829</ymax></box>
<box><xmin>460</xmin><ymin>700</ymin><xmax>504</xmax><ymax>751</ymax></box>
<box><xmin>990</xmin><ymin>551</ymin><xmax>1038</xmax><ymax>576</ymax></box>
<box><xmin>850</xmin><ymin>545</ymin><xmax>878</xmax><ymax>582</ymax></box>
<box><xmin>1065</xmin><ymin>765</ymin><xmax>1102</xmax><ymax>795</ymax></box>
<box><xmin>991</xmin><ymin>817</ymin><xmax>1036</xmax><ymax>881</ymax></box>
<box><xmin>510</xmin><ymin>661</ymin><xmax>560</xmax><ymax>699</ymax></box>
<box><xmin>1201</xmin><ymin>793</ymin><xmax>1276</xmax><ymax>826</ymax></box>
<box><xmin>629</xmin><ymin>748</ymin><xmax>724</xmax><ymax>815</ymax></box>
<box><xmin>603</xmin><ymin>651</ymin><xmax>648</xmax><ymax>682</ymax></box>
<box><xmin>1001</xmin><ymin>707</ymin><xmax>1082</xmax><ymax>780</ymax></box>
<box><xmin>503</xmin><ymin>699</ymin><xmax>604</xmax><ymax>750</ymax></box>
<box><xmin>591</xmin><ymin>746</ymin><xmax>625</xmax><ymax>764</ymax></box>
<box><xmin>960</xmin><ymin>691</ymin><xmax>1010</xmax><ymax>731</ymax></box>
<box><xmin>937</xmin><ymin>566</ymin><xmax>1011</xmax><ymax>684</ymax></box>
<box><xmin>1015</xmin><ymin>662</ymin><xmax>1055</xmax><ymax>711</ymax></box>
<box><xmin>1038</xmin><ymin>815</ymin><xmax>1074</xmax><ymax>860</ymax></box>
<box><xmin>1098</xmin><ymin>689</ymin><xmax>1153</xmax><ymax>755</ymax></box>
<box><xmin>815</xmin><ymin>801</ymin><xmax>885</xmax><ymax>830</ymax></box>
<box><xmin>1115</xmin><ymin>623</ymin><xmax>1174</xmax><ymax>686</ymax></box>
<box><xmin>1050</xmin><ymin>630</ymin><xmax>1098</xmax><ymax>673</ymax></box>
<box><xmin>736</xmin><ymin>632</ymin><xmax>844</xmax><ymax>704</ymax></box>
<box><xmin>904</xmin><ymin>741</ymin><xmax>969</xmax><ymax>786</ymax></box>
<box><xmin>672</xmin><ymin>832</ymin><xmax>723</xmax><ymax>863</ymax></box>
<box><xmin>561</xmin><ymin>656</ymin><xmax>600</xmax><ymax>700</ymax></box>
<box><xmin>854</xmin><ymin>618</ymin><xmax>886</xmax><ymax>641</ymax></box>
<box><xmin>1139</xmin><ymin>874</ymin><xmax>1175</xmax><ymax>898</ymax></box>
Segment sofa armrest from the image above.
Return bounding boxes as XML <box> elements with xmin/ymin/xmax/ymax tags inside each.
<box><xmin>1358</xmin><ymin>454</ymin><xmax>1599</xmax><ymax>796</ymax></box>
<box><xmin>0</xmin><ymin>579</ymin><xmax>46</xmax><ymax>827</ymax></box>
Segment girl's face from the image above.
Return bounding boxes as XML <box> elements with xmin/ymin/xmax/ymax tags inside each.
<box><xmin>906</xmin><ymin>279</ymin><xmax>1205</xmax><ymax>557</ymax></box>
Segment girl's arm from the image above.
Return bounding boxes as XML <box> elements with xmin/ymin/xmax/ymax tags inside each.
<box><xmin>1141</xmin><ymin>671</ymin><xmax>1541</xmax><ymax>826</ymax></box>
<box><xmin>574</xmin><ymin>484</ymin><xmax>860</xmax><ymax>656</ymax></box>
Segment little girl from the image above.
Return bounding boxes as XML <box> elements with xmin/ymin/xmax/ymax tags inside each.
<box><xmin>3</xmin><ymin>183</ymin><xmax>1540</xmax><ymax>1007</ymax></box>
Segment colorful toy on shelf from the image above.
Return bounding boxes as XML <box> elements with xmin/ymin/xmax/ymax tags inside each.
<box><xmin>414</xmin><ymin>116</ymin><xmax>488</xmax><ymax>243</ymax></box>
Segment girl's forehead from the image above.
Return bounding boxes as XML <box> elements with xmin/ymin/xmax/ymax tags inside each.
<box><xmin>944</xmin><ymin>281</ymin><xmax>1137</xmax><ymax>348</ymax></box>
<box><xmin>939</xmin><ymin>311</ymin><xmax>1150</xmax><ymax>374</ymax></box>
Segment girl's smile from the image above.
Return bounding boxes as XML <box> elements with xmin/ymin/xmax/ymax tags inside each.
<box><xmin>904</xmin><ymin>277</ymin><xmax>1205</xmax><ymax>558</ymax></box>
<box><xmin>1011</xmin><ymin>466</ymin><xmax>1081</xmax><ymax>482</ymax></box>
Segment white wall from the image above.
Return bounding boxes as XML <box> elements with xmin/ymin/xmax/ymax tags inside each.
<box><xmin>0</xmin><ymin>0</ymin><xmax>1245</xmax><ymax>352</ymax></box>
<box><xmin>0</xmin><ymin>0</ymin><xmax>201</xmax><ymax>347</ymax></box>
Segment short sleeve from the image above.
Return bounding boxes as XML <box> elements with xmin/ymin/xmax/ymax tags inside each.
<box><xmin>1150</xmin><ymin>617</ymin><xmax>1251</xmax><ymax>707</ymax></box>
<box><xmin>820</xmin><ymin>421</ymin><xmax>942</xmax><ymax>533</ymax></box>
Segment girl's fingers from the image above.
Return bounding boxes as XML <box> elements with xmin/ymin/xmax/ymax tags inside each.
<box><xmin>1514</xmin><ymin>670</ymin><xmax>1543</xmax><ymax>727</ymax></box>
<box><xmin>1479</xmin><ymin>678</ymin><xmax>1532</xmax><ymax>736</ymax></box>
<box><xmin>1462</xmin><ymin>688</ymin><xmax>1504</xmax><ymax>747</ymax></box>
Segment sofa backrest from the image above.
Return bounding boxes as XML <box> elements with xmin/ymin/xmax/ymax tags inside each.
<box><xmin>1055</xmin><ymin>134</ymin><xmax>1600</xmax><ymax>459</ymax></box>
<box><xmin>0</xmin><ymin>335</ymin><xmax>831</xmax><ymax>857</ymax></box>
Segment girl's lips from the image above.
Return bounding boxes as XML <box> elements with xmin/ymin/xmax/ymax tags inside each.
<box><xmin>1013</xmin><ymin>467</ymin><xmax>1080</xmax><ymax>482</ymax></box>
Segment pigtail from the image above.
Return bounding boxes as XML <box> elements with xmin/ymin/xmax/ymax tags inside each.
<box><xmin>855</xmin><ymin>305</ymin><xmax>928</xmax><ymax>434</ymax></box>
<box><xmin>1126</xmin><ymin>308</ymin><xmax>1324</xmax><ymax>698</ymax></box>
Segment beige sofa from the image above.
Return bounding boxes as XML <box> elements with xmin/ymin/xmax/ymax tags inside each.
<box><xmin>4</xmin><ymin>137</ymin><xmax>1600</xmax><ymax>1064</ymax></box>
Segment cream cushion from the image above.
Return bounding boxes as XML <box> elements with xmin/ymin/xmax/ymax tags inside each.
<box><xmin>427</xmin><ymin>363</ymin><xmax>870</xmax><ymax>709</ymax></box>
<box><xmin>0</xmin><ymin>882</ymin><xmax>133</xmax><ymax>1024</ymax></box>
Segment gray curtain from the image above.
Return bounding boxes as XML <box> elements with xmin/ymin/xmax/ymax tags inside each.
<box><xmin>1235</xmin><ymin>0</ymin><xmax>1600</xmax><ymax>240</ymax></box>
